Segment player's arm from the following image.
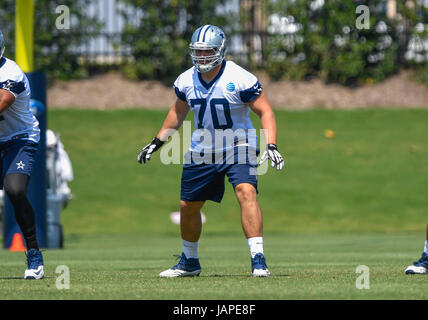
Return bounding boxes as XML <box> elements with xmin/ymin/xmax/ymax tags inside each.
<box><xmin>137</xmin><ymin>98</ymin><xmax>190</xmax><ymax>164</ymax></box>
<box><xmin>156</xmin><ymin>98</ymin><xmax>190</xmax><ymax>141</ymax></box>
<box><xmin>248</xmin><ymin>91</ymin><xmax>277</xmax><ymax>145</ymax></box>
<box><xmin>0</xmin><ymin>88</ymin><xmax>15</xmax><ymax>113</ymax></box>
<box><xmin>248</xmin><ymin>91</ymin><xmax>284</xmax><ymax>171</ymax></box>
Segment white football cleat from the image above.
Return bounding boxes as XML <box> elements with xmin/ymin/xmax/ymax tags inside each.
<box><xmin>159</xmin><ymin>253</ymin><xmax>202</xmax><ymax>278</ymax></box>
<box><xmin>24</xmin><ymin>265</ymin><xmax>45</xmax><ymax>280</ymax></box>
<box><xmin>252</xmin><ymin>268</ymin><xmax>271</xmax><ymax>277</ymax></box>
<box><xmin>159</xmin><ymin>268</ymin><xmax>201</xmax><ymax>278</ymax></box>
<box><xmin>405</xmin><ymin>252</ymin><xmax>428</xmax><ymax>275</ymax></box>
<box><xmin>405</xmin><ymin>265</ymin><xmax>428</xmax><ymax>274</ymax></box>
<box><xmin>251</xmin><ymin>253</ymin><xmax>271</xmax><ymax>277</ymax></box>
<box><xmin>24</xmin><ymin>249</ymin><xmax>45</xmax><ymax>280</ymax></box>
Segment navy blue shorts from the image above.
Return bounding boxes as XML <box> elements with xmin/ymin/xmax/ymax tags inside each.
<box><xmin>181</xmin><ymin>148</ymin><xmax>258</xmax><ymax>203</ymax></box>
<box><xmin>0</xmin><ymin>139</ymin><xmax>39</xmax><ymax>188</ymax></box>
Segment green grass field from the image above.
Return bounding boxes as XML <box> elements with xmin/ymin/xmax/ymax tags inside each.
<box><xmin>0</xmin><ymin>233</ymin><xmax>427</xmax><ymax>299</ymax></box>
<box><xmin>1</xmin><ymin>108</ymin><xmax>427</xmax><ymax>299</ymax></box>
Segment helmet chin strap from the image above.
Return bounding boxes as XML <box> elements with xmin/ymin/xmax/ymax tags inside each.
<box><xmin>195</xmin><ymin>56</ymin><xmax>223</xmax><ymax>73</ymax></box>
<box><xmin>198</xmin><ymin>63</ymin><xmax>217</xmax><ymax>73</ymax></box>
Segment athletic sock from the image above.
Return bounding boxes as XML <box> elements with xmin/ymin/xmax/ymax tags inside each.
<box><xmin>247</xmin><ymin>236</ymin><xmax>264</xmax><ymax>258</ymax></box>
<box><xmin>182</xmin><ymin>240</ymin><xmax>198</xmax><ymax>259</ymax></box>
<box><xmin>24</xmin><ymin>232</ymin><xmax>39</xmax><ymax>251</ymax></box>
<box><xmin>424</xmin><ymin>240</ymin><xmax>428</xmax><ymax>255</ymax></box>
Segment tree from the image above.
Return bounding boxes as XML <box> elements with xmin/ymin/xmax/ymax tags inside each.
<box><xmin>0</xmin><ymin>0</ymin><xmax>102</xmax><ymax>82</ymax></box>
<box><xmin>265</xmin><ymin>0</ymin><xmax>426</xmax><ymax>85</ymax></box>
<box><xmin>119</xmin><ymin>0</ymin><xmax>236</xmax><ymax>84</ymax></box>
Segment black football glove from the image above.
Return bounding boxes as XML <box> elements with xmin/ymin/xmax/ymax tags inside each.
<box><xmin>259</xmin><ymin>144</ymin><xmax>285</xmax><ymax>171</ymax></box>
<box><xmin>137</xmin><ymin>137</ymin><xmax>164</xmax><ymax>164</ymax></box>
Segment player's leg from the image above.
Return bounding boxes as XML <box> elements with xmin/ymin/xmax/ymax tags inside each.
<box><xmin>234</xmin><ymin>182</ymin><xmax>270</xmax><ymax>277</ymax></box>
<box><xmin>160</xmin><ymin>160</ymin><xmax>224</xmax><ymax>278</ymax></box>
<box><xmin>227</xmin><ymin>147</ymin><xmax>269</xmax><ymax>277</ymax></box>
<box><xmin>4</xmin><ymin>173</ymin><xmax>38</xmax><ymax>249</ymax></box>
<box><xmin>180</xmin><ymin>199</ymin><xmax>204</xmax><ymax>260</ymax></box>
<box><xmin>159</xmin><ymin>200</ymin><xmax>205</xmax><ymax>278</ymax></box>
<box><xmin>180</xmin><ymin>200</ymin><xmax>204</xmax><ymax>243</ymax></box>
<box><xmin>2</xmin><ymin>140</ymin><xmax>44</xmax><ymax>279</ymax></box>
<box><xmin>4</xmin><ymin>173</ymin><xmax>44</xmax><ymax>279</ymax></box>
<box><xmin>405</xmin><ymin>223</ymin><xmax>428</xmax><ymax>274</ymax></box>
<box><xmin>234</xmin><ymin>183</ymin><xmax>262</xmax><ymax>238</ymax></box>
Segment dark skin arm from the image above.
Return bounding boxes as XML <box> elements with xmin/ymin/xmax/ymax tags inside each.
<box><xmin>0</xmin><ymin>88</ymin><xmax>15</xmax><ymax>113</ymax></box>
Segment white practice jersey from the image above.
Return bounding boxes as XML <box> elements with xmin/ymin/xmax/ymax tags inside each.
<box><xmin>0</xmin><ymin>57</ymin><xmax>40</xmax><ymax>143</ymax></box>
<box><xmin>174</xmin><ymin>60</ymin><xmax>262</xmax><ymax>153</ymax></box>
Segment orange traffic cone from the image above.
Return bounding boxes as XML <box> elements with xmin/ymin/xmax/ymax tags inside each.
<box><xmin>9</xmin><ymin>233</ymin><xmax>26</xmax><ymax>252</ymax></box>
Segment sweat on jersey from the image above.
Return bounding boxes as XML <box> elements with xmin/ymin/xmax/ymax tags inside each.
<box><xmin>0</xmin><ymin>57</ymin><xmax>40</xmax><ymax>144</ymax></box>
<box><xmin>174</xmin><ymin>60</ymin><xmax>262</xmax><ymax>155</ymax></box>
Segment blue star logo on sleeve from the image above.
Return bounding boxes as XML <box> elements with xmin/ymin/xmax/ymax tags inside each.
<box><xmin>254</xmin><ymin>83</ymin><xmax>262</xmax><ymax>94</ymax></box>
<box><xmin>0</xmin><ymin>79</ymin><xmax>26</xmax><ymax>95</ymax></box>
<box><xmin>239</xmin><ymin>81</ymin><xmax>263</xmax><ymax>103</ymax></box>
<box><xmin>16</xmin><ymin>161</ymin><xmax>25</xmax><ymax>170</ymax></box>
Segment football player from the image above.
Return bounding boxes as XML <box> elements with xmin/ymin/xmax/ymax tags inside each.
<box><xmin>0</xmin><ymin>30</ymin><xmax>44</xmax><ymax>279</ymax></box>
<box><xmin>405</xmin><ymin>224</ymin><xmax>428</xmax><ymax>274</ymax></box>
<box><xmin>138</xmin><ymin>25</ymin><xmax>284</xmax><ymax>277</ymax></box>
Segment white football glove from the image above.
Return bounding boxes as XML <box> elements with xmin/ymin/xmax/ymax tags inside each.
<box><xmin>259</xmin><ymin>144</ymin><xmax>284</xmax><ymax>171</ymax></box>
<box><xmin>137</xmin><ymin>137</ymin><xmax>164</xmax><ymax>164</ymax></box>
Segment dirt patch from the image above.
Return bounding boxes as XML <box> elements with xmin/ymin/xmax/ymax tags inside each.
<box><xmin>47</xmin><ymin>70</ymin><xmax>428</xmax><ymax>110</ymax></box>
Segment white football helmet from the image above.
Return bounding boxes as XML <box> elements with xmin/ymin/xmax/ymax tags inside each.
<box><xmin>0</xmin><ymin>30</ymin><xmax>4</xmax><ymax>59</ymax></box>
<box><xmin>189</xmin><ymin>25</ymin><xmax>226</xmax><ymax>73</ymax></box>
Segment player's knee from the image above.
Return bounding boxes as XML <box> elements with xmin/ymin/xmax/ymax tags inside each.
<box><xmin>180</xmin><ymin>200</ymin><xmax>189</xmax><ymax>211</ymax></box>
<box><xmin>235</xmin><ymin>183</ymin><xmax>257</xmax><ymax>203</ymax></box>
<box><xmin>180</xmin><ymin>200</ymin><xmax>203</xmax><ymax>214</ymax></box>
<box><xmin>4</xmin><ymin>181</ymin><xmax>26</xmax><ymax>200</ymax></box>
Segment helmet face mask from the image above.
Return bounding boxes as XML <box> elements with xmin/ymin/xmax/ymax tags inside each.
<box><xmin>189</xmin><ymin>25</ymin><xmax>226</xmax><ymax>73</ymax></box>
<box><xmin>189</xmin><ymin>46</ymin><xmax>222</xmax><ymax>73</ymax></box>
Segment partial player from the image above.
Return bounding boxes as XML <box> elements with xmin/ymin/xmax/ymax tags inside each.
<box><xmin>405</xmin><ymin>224</ymin><xmax>428</xmax><ymax>274</ymax></box>
<box><xmin>137</xmin><ymin>25</ymin><xmax>284</xmax><ymax>277</ymax></box>
<box><xmin>0</xmin><ymin>30</ymin><xmax>44</xmax><ymax>279</ymax></box>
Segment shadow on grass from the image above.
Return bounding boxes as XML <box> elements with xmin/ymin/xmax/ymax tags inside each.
<box><xmin>155</xmin><ymin>273</ymin><xmax>291</xmax><ymax>278</ymax></box>
<box><xmin>0</xmin><ymin>276</ymin><xmax>54</xmax><ymax>280</ymax></box>
<box><xmin>207</xmin><ymin>274</ymin><xmax>290</xmax><ymax>278</ymax></box>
